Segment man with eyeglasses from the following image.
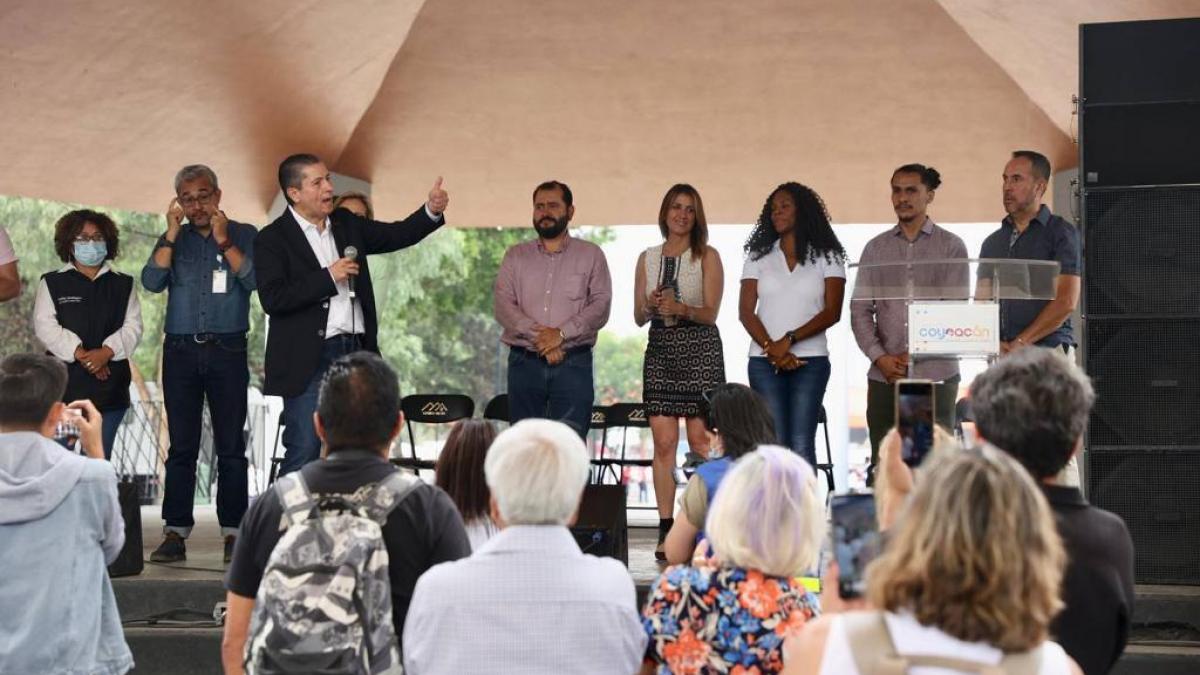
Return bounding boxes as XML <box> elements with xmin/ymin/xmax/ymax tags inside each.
<box><xmin>141</xmin><ymin>164</ymin><xmax>257</xmax><ymax>564</ymax></box>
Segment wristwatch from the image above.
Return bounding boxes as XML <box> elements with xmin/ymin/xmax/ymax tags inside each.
<box><xmin>217</xmin><ymin>239</ymin><xmax>235</xmax><ymax>254</ymax></box>
<box><xmin>157</xmin><ymin>236</ymin><xmax>175</xmax><ymax>249</ymax></box>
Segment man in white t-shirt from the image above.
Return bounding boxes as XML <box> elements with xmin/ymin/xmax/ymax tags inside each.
<box><xmin>0</xmin><ymin>226</ymin><xmax>20</xmax><ymax>302</ymax></box>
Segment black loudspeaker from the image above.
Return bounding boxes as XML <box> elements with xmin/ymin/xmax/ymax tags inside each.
<box><xmin>1079</xmin><ymin>18</ymin><xmax>1200</xmax><ymax>188</ymax></box>
<box><xmin>1080</xmin><ymin>18</ymin><xmax>1200</xmax><ymax>585</ymax></box>
<box><xmin>1083</xmin><ymin>187</ymin><xmax>1200</xmax><ymax>317</ymax></box>
<box><xmin>570</xmin><ymin>484</ymin><xmax>628</xmax><ymax>565</ymax></box>
<box><xmin>107</xmin><ymin>479</ymin><xmax>144</xmax><ymax>577</ymax></box>
<box><xmin>1089</xmin><ymin>451</ymin><xmax>1200</xmax><ymax>585</ymax></box>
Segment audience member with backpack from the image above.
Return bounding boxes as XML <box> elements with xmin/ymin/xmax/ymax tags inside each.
<box><xmin>221</xmin><ymin>351</ymin><xmax>470</xmax><ymax>674</ymax></box>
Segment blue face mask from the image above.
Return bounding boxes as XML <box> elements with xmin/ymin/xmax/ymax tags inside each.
<box><xmin>73</xmin><ymin>241</ymin><xmax>108</xmax><ymax>267</ymax></box>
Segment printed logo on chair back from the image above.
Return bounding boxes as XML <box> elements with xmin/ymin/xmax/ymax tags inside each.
<box><xmin>421</xmin><ymin>401</ymin><xmax>449</xmax><ymax>416</ymax></box>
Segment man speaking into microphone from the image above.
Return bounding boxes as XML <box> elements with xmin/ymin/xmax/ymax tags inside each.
<box><xmin>255</xmin><ymin>153</ymin><xmax>449</xmax><ymax>475</ymax></box>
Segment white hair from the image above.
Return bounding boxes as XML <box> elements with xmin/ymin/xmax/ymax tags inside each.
<box><xmin>706</xmin><ymin>445</ymin><xmax>825</xmax><ymax>578</ymax></box>
<box><xmin>484</xmin><ymin>419</ymin><xmax>590</xmax><ymax>526</ymax></box>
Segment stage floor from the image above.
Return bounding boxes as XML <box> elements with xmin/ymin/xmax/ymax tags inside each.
<box><xmin>137</xmin><ymin>505</ymin><xmax>667</xmax><ymax>586</ymax></box>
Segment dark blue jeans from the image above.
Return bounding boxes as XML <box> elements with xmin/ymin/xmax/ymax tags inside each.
<box><xmin>507</xmin><ymin>347</ymin><xmax>593</xmax><ymax>439</ymax></box>
<box><xmin>161</xmin><ymin>334</ymin><xmax>250</xmax><ymax>537</ymax></box>
<box><xmin>747</xmin><ymin>356</ymin><xmax>831</xmax><ymax>468</ymax></box>
<box><xmin>100</xmin><ymin>408</ymin><xmax>126</xmax><ymax>460</ymax></box>
<box><xmin>279</xmin><ymin>335</ymin><xmax>362</xmax><ymax>477</ymax></box>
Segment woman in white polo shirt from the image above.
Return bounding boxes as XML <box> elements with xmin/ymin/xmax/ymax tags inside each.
<box><xmin>738</xmin><ymin>182</ymin><xmax>846</xmax><ymax>466</ymax></box>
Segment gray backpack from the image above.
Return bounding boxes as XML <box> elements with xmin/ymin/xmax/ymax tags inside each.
<box><xmin>245</xmin><ymin>470</ymin><xmax>419</xmax><ymax>675</ymax></box>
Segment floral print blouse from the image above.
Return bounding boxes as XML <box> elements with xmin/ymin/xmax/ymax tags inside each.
<box><xmin>642</xmin><ymin>564</ymin><xmax>821</xmax><ymax>674</ymax></box>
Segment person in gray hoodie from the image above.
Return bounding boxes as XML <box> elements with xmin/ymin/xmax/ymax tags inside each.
<box><xmin>0</xmin><ymin>352</ymin><xmax>133</xmax><ymax>675</ymax></box>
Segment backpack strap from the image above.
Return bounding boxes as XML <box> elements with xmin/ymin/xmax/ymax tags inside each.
<box><xmin>843</xmin><ymin>611</ymin><xmax>908</xmax><ymax>675</ymax></box>
<box><xmin>360</xmin><ymin>470</ymin><xmax>422</xmax><ymax>525</ymax></box>
<box><xmin>276</xmin><ymin>472</ymin><xmax>319</xmax><ymax>528</ymax></box>
<box><xmin>842</xmin><ymin>611</ymin><xmax>1044</xmax><ymax>675</ymax></box>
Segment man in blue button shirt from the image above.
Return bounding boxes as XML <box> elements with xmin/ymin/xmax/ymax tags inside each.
<box><xmin>141</xmin><ymin>164</ymin><xmax>257</xmax><ymax>563</ymax></box>
<box><xmin>977</xmin><ymin>150</ymin><xmax>1081</xmax><ymax>355</ymax></box>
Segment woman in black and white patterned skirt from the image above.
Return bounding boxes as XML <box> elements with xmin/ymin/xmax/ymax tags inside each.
<box><xmin>634</xmin><ymin>183</ymin><xmax>726</xmax><ymax>559</ymax></box>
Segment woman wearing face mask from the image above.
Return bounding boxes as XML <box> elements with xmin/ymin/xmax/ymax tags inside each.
<box><xmin>34</xmin><ymin>210</ymin><xmax>143</xmax><ymax>459</ymax></box>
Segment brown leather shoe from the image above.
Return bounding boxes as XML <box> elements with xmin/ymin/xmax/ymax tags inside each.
<box><xmin>150</xmin><ymin>532</ymin><xmax>186</xmax><ymax>562</ymax></box>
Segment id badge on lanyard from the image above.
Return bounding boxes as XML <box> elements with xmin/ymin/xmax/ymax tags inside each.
<box><xmin>213</xmin><ymin>254</ymin><xmax>228</xmax><ymax>294</ymax></box>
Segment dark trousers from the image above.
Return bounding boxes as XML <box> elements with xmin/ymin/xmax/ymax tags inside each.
<box><xmin>279</xmin><ymin>335</ymin><xmax>362</xmax><ymax>477</ymax></box>
<box><xmin>161</xmin><ymin>334</ymin><xmax>250</xmax><ymax>536</ymax></box>
<box><xmin>747</xmin><ymin>356</ymin><xmax>831</xmax><ymax>468</ymax></box>
<box><xmin>866</xmin><ymin>374</ymin><xmax>960</xmax><ymax>475</ymax></box>
<box><xmin>507</xmin><ymin>347</ymin><xmax>594</xmax><ymax>439</ymax></box>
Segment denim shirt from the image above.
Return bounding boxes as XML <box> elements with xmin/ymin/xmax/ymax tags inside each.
<box><xmin>141</xmin><ymin>220</ymin><xmax>257</xmax><ymax>335</ymax></box>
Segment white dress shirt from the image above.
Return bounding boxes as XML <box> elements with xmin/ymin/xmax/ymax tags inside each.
<box><xmin>289</xmin><ymin>205</ymin><xmax>365</xmax><ymax>338</ymax></box>
<box><xmin>403</xmin><ymin>525</ymin><xmax>647</xmax><ymax>674</ymax></box>
<box><xmin>33</xmin><ymin>263</ymin><xmax>143</xmax><ymax>361</ymax></box>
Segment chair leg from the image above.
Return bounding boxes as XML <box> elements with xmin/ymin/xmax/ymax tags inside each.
<box><xmin>821</xmin><ymin>419</ymin><xmax>835</xmax><ymax>494</ymax></box>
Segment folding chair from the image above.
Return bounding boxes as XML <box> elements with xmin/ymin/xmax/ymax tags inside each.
<box><xmin>587</xmin><ymin>405</ymin><xmax>610</xmax><ymax>483</ymax></box>
<box><xmin>268</xmin><ymin>411</ymin><xmax>286</xmax><ymax>486</ymax></box>
<box><xmin>596</xmin><ymin>402</ymin><xmax>653</xmax><ymax>487</ymax></box>
<box><xmin>813</xmin><ymin>405</ymin><xmax>836</xmax><ymax>494</ymax></box>
<box><xmin>393</xmin><ymin>394</ymin><xmax>474</xmax><ymax>474</ymax></box>
<box><xmin>483</xmin><ymin>393</ymin><xmax>510</xmax><ymax>425</ymax></box>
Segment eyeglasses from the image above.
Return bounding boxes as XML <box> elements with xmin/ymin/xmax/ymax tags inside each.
<box><xmin>178</xmin><ymin>192</ymin><xmax>214</xmax><ymax>208</ymax></box>
<box><xmin>73</xmin><ymin>234</ymin><xmax>106</xmax><ymax>243</ymax></box>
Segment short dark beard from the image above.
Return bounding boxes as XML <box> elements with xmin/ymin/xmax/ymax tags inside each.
<box><xmin>534</xmin><ymin>215</ymin><xmax>569</xmax><ymax>240</ymax></box>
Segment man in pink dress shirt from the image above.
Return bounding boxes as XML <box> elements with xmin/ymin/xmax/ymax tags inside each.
<box><xmin>493</xmin><ymin>181</ymin><xmax>612</xmax><ymax>438</ymax></box>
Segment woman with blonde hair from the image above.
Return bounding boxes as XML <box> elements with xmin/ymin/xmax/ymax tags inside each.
<box><xmin>784</xmin><ymin>444</ymin><xmax>1080</xmax><ymax>674</ymax></box>
<box><xmin>641</xmin><ymin>445</ymin><xmax>824</xmax><ymax>674</ymax></box>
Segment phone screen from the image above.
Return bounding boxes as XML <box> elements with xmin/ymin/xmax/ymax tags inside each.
<box><xmin>896</xmin><ymin>380</ymin><xmax>935</xmax><ymax>467</ymax></box>
<box><xmin>831</xmin><ymin>493</ymin><xmax>881</xmax><ymax>599</ymax></box>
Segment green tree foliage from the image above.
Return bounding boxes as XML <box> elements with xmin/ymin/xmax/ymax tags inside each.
<box><xmin>0</xmin><ymin>195</ymin><xmax>641</xmax><ymax>411</ymax></box>
<box><xmin>594</xmin><ymin>331</ymin><xmax>647</xmax><ymax>405</ymax></box>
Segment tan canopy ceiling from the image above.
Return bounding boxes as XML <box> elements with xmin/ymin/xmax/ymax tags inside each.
<box><xmin>1</xmin><ymin>0</ymin><xmax>1197</xmax><ymax>226</ymax></box>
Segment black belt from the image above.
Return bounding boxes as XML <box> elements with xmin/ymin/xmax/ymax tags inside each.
<box><xmin>325</xmin><ymin>333</ymin><xmax>364</xmax><ymax>344</ymax></box>
<box><xmin>167</xmin><ymin>332</ymin><xmax>244</xmax><ymax>344</ymax></box>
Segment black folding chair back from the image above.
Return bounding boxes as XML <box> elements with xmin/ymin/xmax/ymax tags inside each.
<box><xmin>595</xmin><ymin>402</ymin><xmax>653</xmax><ymax>484</ymax></box>
<box><xmin>396</xmin><ymin>394</ymin><xmax>475</xmax><ymax>473</ymax></box>
<box><xmin>483</xmin><ymin>394</ymin><xmax>510</xmax><ymax>424</ymax></box>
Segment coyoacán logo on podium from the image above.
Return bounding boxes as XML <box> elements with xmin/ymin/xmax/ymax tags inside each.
<box><xmin>421</xmin><ymin>401</ymin><xmax>450</xmax><ymax>416</ymax></box>
<box><xmin>908</xmin><ymin>303</ymin><xmax>999</xmax><ymax>356</ymax></box>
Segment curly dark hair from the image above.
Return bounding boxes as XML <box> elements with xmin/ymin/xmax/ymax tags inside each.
<box><xmin>53</xmin><ymin>209</ymin><xmax>120</xmax><ymax>264</ymax></box>
<box><xmin>743</xmin><ymin>182</ymin><xmax>845</xmax><ymax>265</ymax></box>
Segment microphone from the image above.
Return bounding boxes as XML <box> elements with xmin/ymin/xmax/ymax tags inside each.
<box><xmin>344</xmin><ymin>245</ymin><xmax>358</xmax><ymax>298</ymax></box>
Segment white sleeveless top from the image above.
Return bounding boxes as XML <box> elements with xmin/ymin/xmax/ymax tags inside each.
<box><xmin>817</xmin><ymin>612</ymin><xmax>1073</xmax><ymax>675</ymax></box>
<box><xmin>644</xmin><ymin>244</ymin><xmax>705</xmax><ymax>307</ymax></box>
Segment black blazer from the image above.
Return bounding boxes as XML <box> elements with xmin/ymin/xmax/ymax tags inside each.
<box><xmin>255</xmin><ymin>205</ymin><xmax>443</xmax><ymax>397</ymax></box>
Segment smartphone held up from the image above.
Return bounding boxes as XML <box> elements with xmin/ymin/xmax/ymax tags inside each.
<box><xmin>895</xmin><ymin>379</ymin><xmax>935</xmax><ymax>468</ymax></box>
